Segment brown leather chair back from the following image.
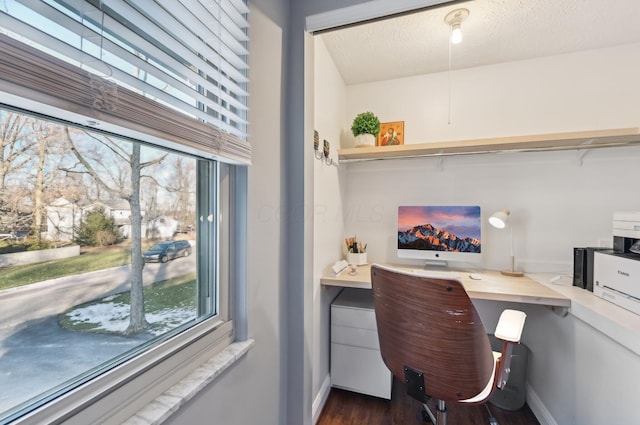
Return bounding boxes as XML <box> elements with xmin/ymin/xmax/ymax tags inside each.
<box><xmin>371</xmin><ymin>264</ymin><xmax>495</xmax><ymax>403</ymax></box>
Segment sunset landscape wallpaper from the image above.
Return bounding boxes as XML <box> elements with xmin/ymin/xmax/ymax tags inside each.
<box><xmin>397</xmin><ymin>206</ymin><xmax>481</xmax><ymax>253</ymax></box>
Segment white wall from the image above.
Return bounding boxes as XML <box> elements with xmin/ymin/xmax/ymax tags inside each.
<box><xmin>343</xmin><ymin>146</ymin><xmax>640</xmax><ymax>273</ymax></box>
<box><xmin>330</xmin><ymin>43</ymin><xmax>640</xmax><ymax>424</ymax></box>
<box><xmin>345</xmin><ymin>43</ymin><xmax>640</xmax><ymax>147</ymax></box>
<box><xmin>573</xmin><ymin>313</ymin><xmax>640</xmax><ymax>424</ymax></box>
<box><xmin>311</xmin><ymin>36</ymin><xmax>348</xmax><ymax>416</ymax></box>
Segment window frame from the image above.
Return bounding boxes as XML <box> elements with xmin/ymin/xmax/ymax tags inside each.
<box><xmin>0</xmin><ymin>1</ymin><xmax>251</xmax><ymax>416</ymax></box>
<box><xmin>0</xmin><ymin>102</ymin><xmax>239</xmax><ymax>425</ymax></box>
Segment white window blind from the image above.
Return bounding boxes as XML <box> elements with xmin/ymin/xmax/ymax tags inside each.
<box><xmin>0</xmin><ymin>0</ymin><xmax>250</xmax><ymax>163</ymax></box>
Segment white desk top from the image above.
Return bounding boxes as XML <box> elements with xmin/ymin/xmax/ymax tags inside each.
<box><xmin>322</xmin><ymin>263</ymin><xmax>640</xmax><ymax>357</ymax></box>
<box><xmin>321</xmin><ymin>263</ymin><xmax>571</xmax><ymax>308</ymax></box>
<box><xmin>528</xmin><ymin>273</ymin><xmax>640</xmax><ymax>357</ymax></box>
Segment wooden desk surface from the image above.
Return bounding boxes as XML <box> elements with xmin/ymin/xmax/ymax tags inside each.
<box><xmin>321</xmin><ymin>263</ymin><xmax>570</xmax><ymax>308</ymax></box>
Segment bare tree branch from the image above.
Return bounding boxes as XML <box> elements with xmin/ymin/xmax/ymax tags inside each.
<box><xmin>64</xmin><ymin>128</ymin><xmax>129</xmax><ymax>201</ymax></box>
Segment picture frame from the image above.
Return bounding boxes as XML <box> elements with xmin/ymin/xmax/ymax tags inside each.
<box><xmin>377</xmin><ymin>121</ymin><xmax>404</xmax><ymax>146</ymax></box>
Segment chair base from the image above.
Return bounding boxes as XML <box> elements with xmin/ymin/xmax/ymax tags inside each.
<box><xmin>421</xmin><ymin>400</ymin><xmax>445</xmax><ymax>424</ymax></box>
<box><xmin>421</xmin><ymin>400</ymin><xmax>499</xmax><ymax>425</ymax></box>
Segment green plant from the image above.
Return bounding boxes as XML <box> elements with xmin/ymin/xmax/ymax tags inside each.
<box><xmin>74</xmin><ymin>207</ymin><xmax>121</xmax><ymax>247</ymax></box>
<box><xmin>351</xmin><ymin>111</ymin><xmax>381</xmax><ymax>137</ymax></box>
<box><xmin>27</xmin><ymin>240</ymin><xmax>51</xmax><ymax>251</ymax></box>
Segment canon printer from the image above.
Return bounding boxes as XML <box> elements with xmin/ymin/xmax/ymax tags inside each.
<box><xmin>593</xmin><ymin>212</ymin><xmax>640</xmax><ymax>315</ymax></box>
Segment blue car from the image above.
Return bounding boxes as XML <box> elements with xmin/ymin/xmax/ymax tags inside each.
<box><xmin>143</xmin><ymin>240</ymin><xmax>192</xmax><ymax>263</ymax></box>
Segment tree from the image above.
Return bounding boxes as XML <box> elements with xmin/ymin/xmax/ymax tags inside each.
<box><xmin>165</xmin><ymin>156</ymin><xmax>196</xmax><ymax>230</ymax></box>
<box><xmin>64</xmin><ymin>128</ymin><xmax>166</xmax><ymax>334</ymax></box>
<box><xmin>0</xmin><ymin>111</ymin><xmax>30</xmax><ymax>194</ymax></box>
<box><xmin>0</xmin><ymin>112</ymin><xmax>32</xmax><ymax>229</ymax></box>
<box><xmin>74</xmin><ymin>207</ymin><xmax>119</xmax><ymax>246</ymax></box>
<box><xmin>29</xmin><ymin>119</ymin><xmax>67</xmax><ymax>242</ymax></box>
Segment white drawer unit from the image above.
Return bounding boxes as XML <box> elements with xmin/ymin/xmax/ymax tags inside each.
<box><xmin>330</xmin><ymin>288</ymin><xmax>392</xmax><ymax>399</ymax></box>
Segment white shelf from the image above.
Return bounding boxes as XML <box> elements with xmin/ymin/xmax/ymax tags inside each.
<box><xmin>337</xmin><ymin>127</ymin><xmax>640</xmax><ymax>162</ymax></box>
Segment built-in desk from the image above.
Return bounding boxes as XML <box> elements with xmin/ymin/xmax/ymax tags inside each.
<box><xmin>323</xmin><ymin>264</ymin><xmax>571</xmax><ymax>401</ymax></box>
<box><xmin>321</xmin><ymin>263</ymin><xmax>571</xmax><ymax>313</ymax></box>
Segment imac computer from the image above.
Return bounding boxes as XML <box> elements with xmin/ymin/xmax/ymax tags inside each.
<box><xmin>397</xmin><ymin>205</ymin><xmax>482</xmax><ymax>267</ymax></box>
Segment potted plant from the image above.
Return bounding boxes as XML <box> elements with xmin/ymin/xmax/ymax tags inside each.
<box><xmin>351</xmin><ymin>111</ymin><xmax>380</xmax><ymax>147</ymax></box>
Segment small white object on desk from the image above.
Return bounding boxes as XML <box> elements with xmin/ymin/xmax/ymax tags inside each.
<box><xmin>469</xmin><ymin>273</ymin><xmax>482</xmax><ymax>280</ymax></box>
<box><xmin>331</xmin><ymin>259</ymin><xmax>349</xmax><ymax>275</ymax></box>
<box><xmin>549</xmin><ymin>275</ymin><xmax>562</xmax><ymax>284</ymax></box>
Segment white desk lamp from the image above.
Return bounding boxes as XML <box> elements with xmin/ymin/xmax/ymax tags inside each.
<box><xmin>489</xmin><ymin>209</ymin><xmax>524</xmax><ymax>277</ymax></box>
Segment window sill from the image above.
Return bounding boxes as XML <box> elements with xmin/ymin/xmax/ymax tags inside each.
<box><xmin>122</xmin><ymin>339</ymin><xmax>255</xmax><ymax>425</ymax></box>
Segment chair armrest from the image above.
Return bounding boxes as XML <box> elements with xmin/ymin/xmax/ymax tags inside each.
<box><xmin>493</xmin><ymin>309</ymin><xmax>526</xmax><ymax>390</ymax></box>
<box><xmin>494</xmin><ymin>309</ymin><xmax>526</xmax><ymax>343</ymax></box>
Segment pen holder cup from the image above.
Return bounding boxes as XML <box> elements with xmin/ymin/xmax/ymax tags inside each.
<box><xmin>347</xmin><ymin>252</ymin><xmax>367</xmax><ymax>266</ymax></box>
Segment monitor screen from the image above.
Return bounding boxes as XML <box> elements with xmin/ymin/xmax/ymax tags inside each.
<box><xmin>397</xmin><ymin>205</ymin><xmax>482</xmax><ymax>264</ymax></box>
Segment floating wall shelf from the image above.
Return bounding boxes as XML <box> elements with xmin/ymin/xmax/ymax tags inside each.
<box><xmin>337</xmin><ymin>127</ymin><xmax>640</xmax><ymax>162</ymax></box>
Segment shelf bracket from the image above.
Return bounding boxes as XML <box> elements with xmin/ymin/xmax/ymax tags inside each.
<box><xmin>437</xmin><ymin>153</ymin><xmax>444</xmax><ymax>171</ymax></box>
<box><xmin>547</xmin><ymin>305</ymin><xmax>569</xmax><ymax>317</ymax></box>
<box><xmin>576</xmin><ymin>149</ymin><xmax>588</xmax><ymax>166</ymax></box>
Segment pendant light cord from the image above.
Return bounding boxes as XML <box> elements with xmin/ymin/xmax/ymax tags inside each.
<box><xmin>447</xmin><ymin>29</ymin><xmax>452</xmax><ymax>125</ymax></box>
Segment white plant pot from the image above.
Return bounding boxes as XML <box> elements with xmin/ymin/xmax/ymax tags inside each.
<box><xmin>354</xmin><ymin>133</ymin><xmax>376</xmax><ymax>147</ymax></box>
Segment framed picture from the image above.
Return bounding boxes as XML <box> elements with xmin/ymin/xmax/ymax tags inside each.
<box><xmin>377</xmin><ymin>121</ymin><xmax>404</xmax><ymax>146</ymax></box>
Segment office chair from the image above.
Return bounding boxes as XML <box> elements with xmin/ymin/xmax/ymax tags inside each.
<box><xmin>370</xmin><ymin>264</ymin><xmax>526</xmax><ymax>425</ymax></box>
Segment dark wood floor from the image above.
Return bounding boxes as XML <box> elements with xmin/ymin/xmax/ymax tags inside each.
<box><xmin>317</xmin><ymin>379</ymin><xmax>540</xmax><ymax>425</ymax></box>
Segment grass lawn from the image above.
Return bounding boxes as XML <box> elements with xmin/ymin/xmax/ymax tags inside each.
<box><xmin>0</xmin><ymin>243</ymin><xmax>153</xmax><ymax>291</ymax></box>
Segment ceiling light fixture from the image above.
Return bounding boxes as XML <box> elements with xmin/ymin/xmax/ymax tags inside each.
<box><xmin>444</xmin><ymin>8</ymin><xmax>469</xmax><ymax>45</ymax></box>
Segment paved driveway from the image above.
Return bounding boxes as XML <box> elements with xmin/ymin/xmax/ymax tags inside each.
<box><xmin>0</xmin><ymin>253</ymin><xmax>196</xmax><ymax>416</ymax></box>
<box><xmin>0</xmin><ymin>315</ymin><xmax>150</xmax><ymax>414</ymax></box>
<box><xmin>0</xmin><ymin>253</ymin><xmax>196</xmax><ymax>328</ymax></box>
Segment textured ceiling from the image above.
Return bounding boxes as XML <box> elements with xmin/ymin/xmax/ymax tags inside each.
<box><xmin>320</xmin><ymin>0</ymin><xmax>640</xmax><ymax>85</ymax></box>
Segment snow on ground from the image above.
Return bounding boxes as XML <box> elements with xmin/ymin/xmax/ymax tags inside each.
<box><xmin>64</xmin><ymin>301</ymin><xmax>196</xmax><ymax>336</ymax></box>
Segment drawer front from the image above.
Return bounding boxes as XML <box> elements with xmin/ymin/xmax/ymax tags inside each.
<box><xmin>331</xmin><ymin>324</ymin><xmax>380</xmax><ymax>349</ymax></box>
<box><xmin>331</xmin><ymin>343</ymin><xmax>392</xmax><ymax>399</ymax></box>
<box><xmin>331</xmin><ymin>305</ymin><xmax>377</xmax><ymax>330</ymax></box>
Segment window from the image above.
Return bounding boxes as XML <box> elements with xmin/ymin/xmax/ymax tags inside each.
<box><xmin>0</xmin><ymin>0</ymin><xmax>249</xmax><ymax>423</ymax></box>
<box><xmin>0</xmin><ymin>106</ymin><xmax>233</xmax><ymax>423</ymax></box>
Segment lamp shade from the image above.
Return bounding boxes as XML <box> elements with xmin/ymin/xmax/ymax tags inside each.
<box><xmin>489</xmin><ymin>210</ymin><xmax>510</xmax><ymax>229</ymax></box>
